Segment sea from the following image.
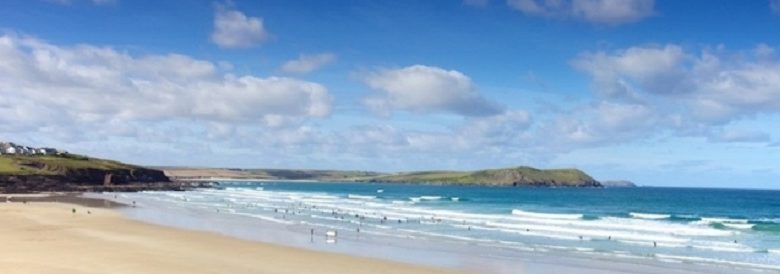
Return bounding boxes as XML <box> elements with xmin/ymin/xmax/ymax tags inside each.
<box><xmin>104</xmin><ymin>182</ymin><xmax>780</xmax><ymax>273</ymax></box>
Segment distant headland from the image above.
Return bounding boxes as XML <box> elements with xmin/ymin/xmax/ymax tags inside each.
<box><xmin>3</xmin><ymin>141</ymin><xmax>611</xmax><ymax>192</ymax></box>
<box><xmin>162</xmin><ymin>166</ymin><xmax>604</xmax><ymax>187</ymax></box>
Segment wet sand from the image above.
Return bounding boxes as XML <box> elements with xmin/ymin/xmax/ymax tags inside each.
<box><xmin>0</xmin><ymin>200</ymin><xmax>460</xmax><ymax>274</ymax></box>
<box><xmin>2</xmin><ymin>193</ymin><xmax>126</xmax><ymax>207</ymax></box>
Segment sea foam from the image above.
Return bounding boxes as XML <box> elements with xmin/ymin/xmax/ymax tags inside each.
<box><xmin>511</xmin><ymin>209</ymin><xmax>583</xmax><ymax>220</ymax></box>
<box><xmin>629</xmin><ymin>212</ymin><xmax>671</xmax><ymax>220</ymax></box>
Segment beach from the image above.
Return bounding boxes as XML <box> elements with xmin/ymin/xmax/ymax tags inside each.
<box><xmin>2</xmin><ymin>188</ymin><xmax>777</xmax><ymax>274</ymax></box>
<box><xmin>0</xmin><ymin>199</ymin><xmax>458</xmax><ymax>274</ymax></box>
<box><xmin>98</xmin><ymin>183</ymin><xmax>780</xmax><ymax>274</ymax></box>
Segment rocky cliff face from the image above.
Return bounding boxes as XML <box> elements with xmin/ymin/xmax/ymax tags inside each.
<box><xmin>0</xmin><ymin>167</ymin><xmax>172</xmax><ymax>193</ymax></box>
<box><xmin>63</xmin><ymin>167</ymin><xmax>170</xmax><ymax>184</ymax></box>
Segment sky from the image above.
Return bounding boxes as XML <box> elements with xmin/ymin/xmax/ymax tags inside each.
<box><xmin>1</xmin><ymin>0</ymin><xmax>780</xmax><ymax>189</ymax></box>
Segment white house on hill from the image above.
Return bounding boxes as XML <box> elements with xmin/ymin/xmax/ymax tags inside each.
<box><xmin>0</xmin><ymin>142</ymin><xmax>59</xmax><ymax>155</ymax></box>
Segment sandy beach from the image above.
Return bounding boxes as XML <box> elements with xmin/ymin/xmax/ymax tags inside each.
<box><xmin>0</xmin><ymin>200</ymin><xmax>459</xmax><ymax>274</ymax></box>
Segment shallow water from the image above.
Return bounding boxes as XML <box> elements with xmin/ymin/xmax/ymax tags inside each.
<box><xmin>99</xmin><ymin>182</ymin><xmax>780</xmax><ymax>273</ymax></box>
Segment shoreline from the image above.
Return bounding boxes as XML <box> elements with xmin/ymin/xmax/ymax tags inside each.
<box><xmin>1</xmin><ymin>192</ymin><xmax>126</xmax><ymax>207</ymax></box>
<box><xmin>0</xmin><ymin>198</ymin><xmax>460</xmax><ymax>274</ymax></box>
<box><xmin>4</xmin><ymin>191</ymin><xmax>777</xmax><ymax>274</ymax></box>
<box><xmin>94</xmin><ymin>192</ymin><xmax>773</xmax><ymax>274</ymax></box>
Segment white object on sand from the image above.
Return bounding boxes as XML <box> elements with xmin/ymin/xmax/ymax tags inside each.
<box><xmin>326</xmin><ymin>230</ymin><xmax>338</xmax><ymax>237</ymax></box>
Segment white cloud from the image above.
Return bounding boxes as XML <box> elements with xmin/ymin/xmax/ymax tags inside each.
<box><xmin>535</xmin><ymin>101</ymin><xmax>663</xmax><ymax>150</ymax></box>
<box><xmin>458</xmin><ymin>110</ymin><xmax>532</xmax><ymax>147</ymax></box>
<box><xmin>0</xmin><ymin>34</ymin><xmax>538</xmax><ymax>172</ymax></box>
<box><xmin>572</xmin><ymin>44</ymin><xmax>689</xmax><ymax>99</ymax></box>
<box><xmin>571</xmin><ymin>0</ymin><xmax>654</xmax><ymax>24</ymax></box>
<box><xmin>573</xmin><ymin>44</ymin><xmax>780</xmax><ymax>122</ymax></box>
<box><xmin>210</xmin><ymin>5</ymin><xmax>268</xmax><ymax>48</ymax></box>
<box><xmin>361</xmin><ymin>65</ymin><xmax>503</xmax><ymax>117</ymax></box>
<box><xmin>0</xmin><ymin>34</ymin><xmax>331</xmax><ymax>138</ymax></box>
<box><xmin>281</xmin><ymin>53</ymin><xmax>336</xmax><ymax>74</ymax></box>
<box><xmin>328</xmin><ymin>111</ymin><xmax>533</xmax><ymax>159</ymax></box>
<box><xmin>564</xmin><ymin>43</ymin><xmax>780</xmax><ymax>148</ymax></box>
<box><xmin>506</xmin><ymin>0</ymin><xmax>655</xmax><ymax>25</ymax></box>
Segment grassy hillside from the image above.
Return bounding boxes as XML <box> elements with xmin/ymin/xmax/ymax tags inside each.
<box><xmin>364</xmin><ymin>166</ymin><xmax>601</xmax><ymax>187</ymax></box>
<box><xmin>0</xmin><ymin>154</ymin><xmax>138</xmax><ymax>176</ymax></box>
<box><xmin>1</xmin><ymin>153</ymin><xmax>174</xmax><ymax>193</ymax></box>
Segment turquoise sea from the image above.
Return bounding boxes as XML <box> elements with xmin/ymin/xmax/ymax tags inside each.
<box><xmin>115</xmin><ymin>182</ymin><xmax>780</xmax><ymax>272</ymax></box>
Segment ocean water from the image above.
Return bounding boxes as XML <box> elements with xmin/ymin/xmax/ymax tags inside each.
<box><xmin>117</xmin><ymin>182</ymin><xmax>780</xmax><ymax>271</ymax></box>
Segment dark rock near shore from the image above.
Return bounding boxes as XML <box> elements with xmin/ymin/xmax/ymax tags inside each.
<box><xmin>0</xmin><ymin>164</ymin><xmax>214</xmax><ymax>193</ymax></box>
<box><xmin>0</xmin><ymin>174</ymin><xmax>211</xmax><ymax>193</ymax></box>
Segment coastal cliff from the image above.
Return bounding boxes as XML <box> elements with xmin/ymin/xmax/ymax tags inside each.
<box><xmin>0</xmin><ymin>154</ymin><xmax>189</xmax><ymax>193</ymax></box>
<box><xmin>361</xmin><ymin>166</ymin><xmax>602</xmax><ymax>187</ymax></box>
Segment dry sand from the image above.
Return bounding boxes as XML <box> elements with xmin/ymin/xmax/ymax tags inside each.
<box><xmin>0</xmin><ymin>201</ymin><xmax>460</xmax><ymax>274</ymax></box>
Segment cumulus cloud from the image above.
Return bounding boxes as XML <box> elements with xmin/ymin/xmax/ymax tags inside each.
<box><xmin>361</xmin><ymin>65</ymin><xmax>503</xmax><ymax>117</ymax></box>
<box><xmin>534</xmin><ymin>101</ymin><xmax>663</xmax><ymax>150</ymax></box>
<box><xmin>331</xmin><ymin>111</ymin><xmax>532</xmax><ymax>159</ymax></box>
<box><xmin>0</xmin><ymin>34</ymin><xmax>331</xmax><ymax>138</ymax></box>
<box><xmin>562</xmin><ymin>43</ymin><xmax>780</xmax><ymax>149</ymax></box>
<box><xmin>571</xmin><ymin>44</ymin><xmax>690</xmax><ymax>99</ymax></box>
<box><xmin>581</xmin><ymin>44</ymin><xmax>780</xmax><ymax>123</ymax></box>
<box><xmin>0</xmin><ymin>34</ymin><xmax>537</xmax><ymax>171</ymax></box>
<box><xmin>210</xmin><ymin>5</ymin><xmax>268</xmax><ymax>48</ymax></box>
<box><xmin>458</xmin><ymin>110</ymin><xmax>532</xmax><ymax>149</ymax></box>
<box><xmin>281</xmin><ymin>53</ymin><xmax>336</xmax><ymax>74</ymax></box>
<box><xmin>506</xmin><ymin>0</ymin><xmax>655</xmax><ymax>25</ymax></box>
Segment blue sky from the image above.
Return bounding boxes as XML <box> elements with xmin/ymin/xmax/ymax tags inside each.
<box><xmin>1</xmin><ymin>0</ymin><xmax>780</xmax><ymax>188</ymax></box>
